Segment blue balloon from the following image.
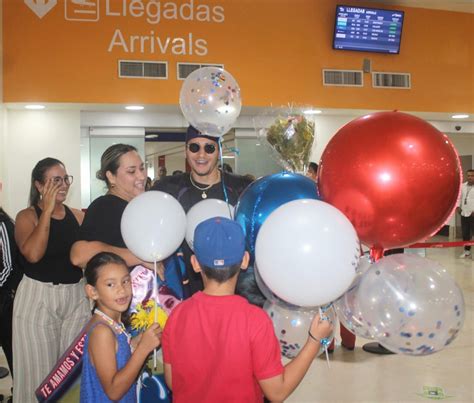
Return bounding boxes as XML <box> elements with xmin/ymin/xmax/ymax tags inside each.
<box><xmin>235</xmin><ymin>172</ymin><xmax>320</xmax><ymax>259</ymax></box>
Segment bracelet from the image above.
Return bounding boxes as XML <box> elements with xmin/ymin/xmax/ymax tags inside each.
<box><xmin>308</xmin><ymin>331</ymin><xmax>330</xmax><ymax>347</ymax></box>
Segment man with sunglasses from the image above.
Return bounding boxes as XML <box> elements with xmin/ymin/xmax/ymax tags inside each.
<box><xmin>152</xmin><ymin>126</ymin><xmax>253</xmax><ymax>295</ymax></box>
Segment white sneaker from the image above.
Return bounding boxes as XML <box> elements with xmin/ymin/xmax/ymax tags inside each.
<box><xmin>459</xmin><ymin>251</ymin><xmax>471</xmax><ymax>258</ymax></box>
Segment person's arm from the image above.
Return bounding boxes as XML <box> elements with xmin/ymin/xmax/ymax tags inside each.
<box><xmin>89</xmin><ymin>323</ymin><xmax>161</xmax><ymax>401</ymax></box>
<box><xmin>258</xmin><ymin>314</ymin><xmax>332</xmax><ymax>402</ymax></box>
<box><xmin>71</xmin><ymin>240</ymin><xmax>143</xmax><ymax>268</ymax></box>
<box><xmin>162</xmin><ymin>312</ymin><xmax>173</xmax><ymax>389</ymax></box>
<box><xmin>456</xmin><ymin>185</ymin><xmax>464</xmax><ymax>214</ymax></box>
<box><xmin>164</xmin><ymin>363</ymin><xmax>172</xmax><ymax>390</ymax></box>
<box><xmin>70</xmin><ymin>240</ymin><xmax>165</xmax><ymax>280</ymax></box>
<box><xmin>15</xmin><ymin>179</ymin><xmax>60</xmax><ymax>263</ymax></box>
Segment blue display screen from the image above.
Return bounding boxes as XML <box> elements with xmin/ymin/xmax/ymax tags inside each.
<box><xmin>333</xmin><ymin>5</ymin><xmax>404</xmax><ymax>54</ymax></box>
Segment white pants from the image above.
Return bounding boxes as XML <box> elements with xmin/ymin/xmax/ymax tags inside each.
<box><xmin>12</xmin><ymin>276</ymin><xmax>90</xmax><ymax>403</ymax></box>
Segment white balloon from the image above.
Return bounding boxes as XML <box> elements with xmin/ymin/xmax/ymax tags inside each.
<box><xmin>255</xmin><ymin>199</ymin><xmax>359</xmax><ymax>307</ymax></box>
<box><xmin>121</xmin><ymin>191</ymin><xmax>186</xmax><ymax>262</ymax></box>
<box><xmin>185</xmin><ymin>199</ymin><xmax>234</xmax><ymax>251</ymax></box>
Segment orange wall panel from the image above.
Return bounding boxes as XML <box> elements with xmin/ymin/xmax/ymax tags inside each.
<box><xmin>3</xmin><ymin>0</ymin><xmax>473</xmax><ymax>112</ymax></box>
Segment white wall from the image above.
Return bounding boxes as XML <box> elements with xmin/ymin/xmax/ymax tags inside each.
<box><xmin>3</xmin><ymin>110</ymin><xmax>81</xmax><ymax>217</ymax></box>
<box><xmin>308</xmin><ymin>116</ymin><xmax>474</xmax><ymax>165</ymax></box>
<box><xmin>447</xmin><ymin>132</ymin><xmax>474</xmax><ymax>167</ymax></box>
<box><xmin>309</xmin><ymin>115</ymin><xmax>354</xmax><ymax>163</ymax></box>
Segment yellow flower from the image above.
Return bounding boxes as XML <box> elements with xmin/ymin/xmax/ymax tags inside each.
<box><xmin>130</xmin><ymin>300</ymin><xmax>169</xmax><ymax>331</ymax></box>
<box><xmin>130</xmin><ymin>304</ymin><xmax>149</xmax><ymax>331</ymax></box>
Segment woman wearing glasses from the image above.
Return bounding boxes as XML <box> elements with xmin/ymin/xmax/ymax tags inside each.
<box><xmin>12</xmin><ymin>157</ymin><xmax>90</xmax><ymax>403</ymax></box>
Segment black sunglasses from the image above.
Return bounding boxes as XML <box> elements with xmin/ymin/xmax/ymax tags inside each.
<box><xmin>187</xmin><ymin>143</ymin><xmax>217</xmax><ymax>154</ymax></box>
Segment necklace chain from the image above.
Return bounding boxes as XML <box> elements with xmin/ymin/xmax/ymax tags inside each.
<box><xmin>189</xmin><ymin>174</ymin><xmax>214</xmax><ymax>191</ymax></box>
<box><xmin>189</xmin><ymin>173</ymin><xmax>220</xmax><ymax>199</ymax></box>
<box><xmin>94</xmin><ymin>308</ymin><xmax>131</xmax><ymax>345</ymax></box>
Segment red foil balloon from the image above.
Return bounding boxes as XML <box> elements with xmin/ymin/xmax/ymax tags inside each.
<box><xmin>318</xmin><ymin>112</ymin><xmax>461</xmax><ymax>250</ymax></box>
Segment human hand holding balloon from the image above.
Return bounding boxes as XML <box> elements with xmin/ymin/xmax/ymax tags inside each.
<box><xmin>308</xmin><ymin>314</ymin><xmax>334</xmax><ymax>347</ymax></box>
<box><xmin>264</xmin><ymin>302</ymin><xmax>335</xmax><ymax>359</ymax></box>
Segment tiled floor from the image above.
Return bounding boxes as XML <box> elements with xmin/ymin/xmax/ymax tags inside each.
<box><xmin>1</xmin><ymin>240</ymin><xmax>472</xmax><ymax>402</ymax></box>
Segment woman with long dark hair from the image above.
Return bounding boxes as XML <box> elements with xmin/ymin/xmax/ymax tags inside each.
<box><xmin>13</xmin><ymin>158</ymin><xmax>90</xmax><ymax>403</ymax></box>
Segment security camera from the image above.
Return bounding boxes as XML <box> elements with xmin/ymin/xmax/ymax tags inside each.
<box><xmin>455</xmin><ymin>125</ymin><xmax>462</xmax><ymax>131</ymax></box>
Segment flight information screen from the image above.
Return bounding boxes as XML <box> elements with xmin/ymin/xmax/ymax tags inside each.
<box><xmin>333</xmin><ymin>5</ymin><xmax>404</xmax><ymax>54</ymax></box>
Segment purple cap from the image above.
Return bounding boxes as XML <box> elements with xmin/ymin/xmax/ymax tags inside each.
<box><xmin>186</xmin><ymin>126</ymin><xmax>219</xmax><ymax>144</ymax></box>
<box><xmin>194</xmin><ymin>217</ymin><xmax>246</xmax><ymax>269</ymax></box>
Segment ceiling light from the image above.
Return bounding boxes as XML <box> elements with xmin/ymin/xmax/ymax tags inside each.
<box><xmin>145</xmin><ymin>134</ymin><xmax>159</xmax><ymax>139</ymax></box>
<box><xmin>451</xmin><ymin>114</ymin><xmax>469</xmax><ymax>119</ymax></box>
<box><xmin>303</xmin><ymin>109</ymin><xmax>322</xmax><ymax>115</ymax></box>
<box><xmin>25</xmin><ymin>104</ymin><xmax>45</xmax><ymax>110</ymax></box>
<box><xmin>125</xmin><ymin>105</ymin><xmax>144</xmax><ymax>111</ymax></box>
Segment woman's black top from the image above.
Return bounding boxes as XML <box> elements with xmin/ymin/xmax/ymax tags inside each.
<box><xmin>78</xmin><ymin>194</ymin><xmax>128</xmax><ymax>248</ymax></box>
<box><xmin>20</xmin><ymin>205</ymin><xmax>82</xmax><ymax>284</ymax></box>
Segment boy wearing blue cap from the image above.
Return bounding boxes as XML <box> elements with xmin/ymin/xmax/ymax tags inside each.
<box><xmin>162</xmin><ymin>217</ymin><xmax>332</xmax><ymax>402</ymax></box>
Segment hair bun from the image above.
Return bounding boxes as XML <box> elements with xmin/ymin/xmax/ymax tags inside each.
<box><xmin>96</xmin><ymin>170</ymin><xmax>105</xmax><ymax>180</ymax></box>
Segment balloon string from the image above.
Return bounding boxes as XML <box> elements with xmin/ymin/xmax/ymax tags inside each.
<box><xmin>319</xmin><ymin>307</ymin><xmax>331</xmax><ymax>369</ymax></box>
<box><xmin>153</xmin><ymin>259</ymin><xmax>158</xmax><ymax>369</ymax></box>
<box><xmin>218</xmin><ymin>137</ymin><xmax>231</xmax><ymax>216</ymax></box>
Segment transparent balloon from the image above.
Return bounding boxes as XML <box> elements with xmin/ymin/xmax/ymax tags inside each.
<box><xmin>121</xmin><ymin>191</ymin><xmax>186</xmax><ymax>262</ymax></box>
<box><xmin>332</xmin><ymin>255</ymin><xmax>375</xmax><ymax>339</ymax></box>
<box><xmin>179</xmin><ymin>67</ymin><xmax>242</xmax><ymax>137</ymax></box>
<box><xmin>255</xmin><ymin>199</ymin><xmax>359</xmax><ymax>307</ymax></box>
<box><xmin>185</xmin><ymin>199</ymin><xmax>234</xmax><ymax>251</ymax></box>
<box><xmin>255</xmin><ymin>109</ymin><xmax>315</xmax><ymax>173</ymax></box>
<box><xmin>357</xmin><ymin>254</ymin><xmax>465</xmax><ymax>355</ymax></box>
<box><xmin>264</xmin><ymin>301</ymin><xmax>336</xmax><ymax>358</ymax></box>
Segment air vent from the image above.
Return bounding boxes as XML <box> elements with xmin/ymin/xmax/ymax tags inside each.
<box><xmin>177</xmin><ymin>63</ymin><xmax>224</xmax><ymax>80</ymax></box>
<box><xmin>118</xmin><ymin>60</ymin><xmax>168</xmax><ymax>79</ymax></box>
<box><xmin>372</xmin><ymin>72</ymin><xmax>411</xmax><ymax>89</ymax></box>
<box><xmin>323</xmin><ymin>69</ymin><xmax>363</xmax><ymax>87</ymax></box>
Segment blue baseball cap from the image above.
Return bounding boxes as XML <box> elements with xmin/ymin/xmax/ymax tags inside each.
<box><xmin>194</xmin><ymin>217</ymin><xmax>246</xmax><ymax>269</ymax></box>
<box><xmin>186</xmin><ymin>125</ymin><xmax>219</xmax><ymax>144</ymax></box>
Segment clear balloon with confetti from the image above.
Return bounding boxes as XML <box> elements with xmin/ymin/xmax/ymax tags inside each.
<box><xmin>264</xmin><ymin>301</ymin><xmax>336</xmax><ymax>358</ymax></box>
<box><xmin>179</xmin><ymin>66</ymin><xmax>241</xmax><ymax>137</ymax></box>
<box><xmin>357</xmin><ymin>254</ymin><xmax>465</xmax><ymax>355</ymax></box>
<box><xmin>333</xmin><ymin>255</ymin><xmax>375</xmax><ymax>339</ymax></box>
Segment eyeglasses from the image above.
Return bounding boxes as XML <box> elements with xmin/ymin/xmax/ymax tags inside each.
<box><xmin>187</xmin><ymin>143</ymin><xmax>217</xmax><ymax>154</ymax></box>
<box><xmin>51</xmin><ymin>175</ymin><xmax>73</xmax><ymax>185</ymax></box>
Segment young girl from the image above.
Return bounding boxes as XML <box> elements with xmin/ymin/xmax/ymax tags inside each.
<box><xmin>81</xmin><ymin>252</ymin><xmax>161</xmax><ymax>402</ymax></box>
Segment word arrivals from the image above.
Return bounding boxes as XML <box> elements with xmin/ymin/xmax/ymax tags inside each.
<box><xmin>108</xmin><ymin>29</ymin><xmax>208</xmax><ymax>55</ymax></box>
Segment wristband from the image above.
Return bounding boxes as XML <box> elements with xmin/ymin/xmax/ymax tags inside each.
<box><xmin>308</xmin><ymin>331</ymin><xmax>330</xmax><ymax>347</ymax></box>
